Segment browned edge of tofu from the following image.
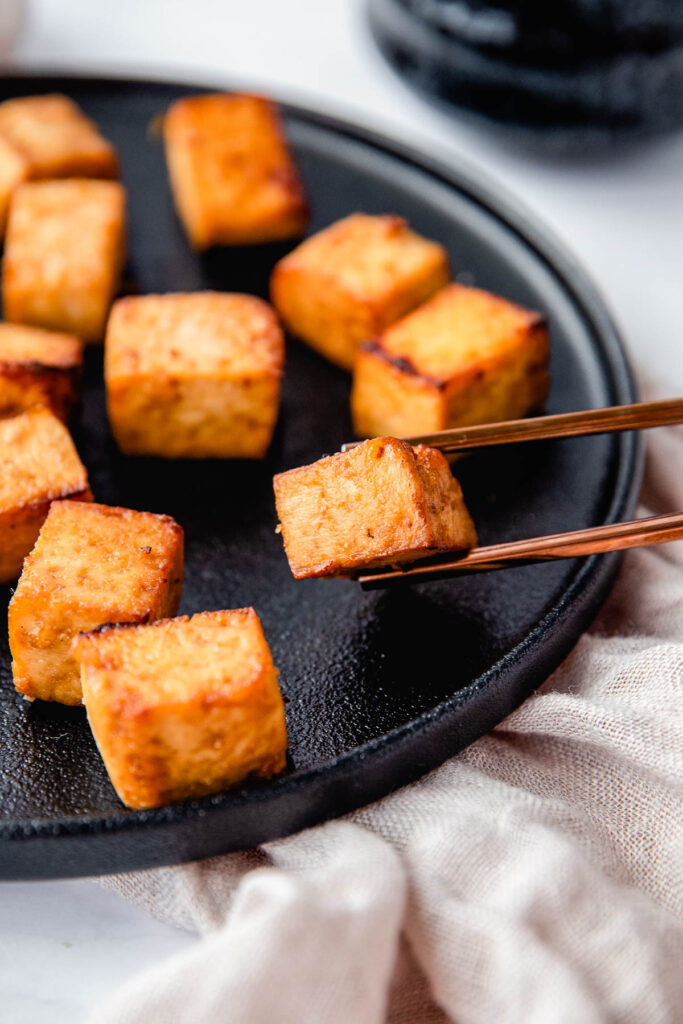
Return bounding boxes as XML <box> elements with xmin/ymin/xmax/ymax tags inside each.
<box><xmin>356</xmin><ymin>309</ymin><xmax>549</xmax><ymax>388</ymax></box>
<box><xmin>0</xmin><ymin>359</ymin><xmax>84</xmax><ymax>422</ymax></box>
<box><xmin>357</xmin><ymin>338</ymin><xmax>452</xmax><ymax>391</ymax></box>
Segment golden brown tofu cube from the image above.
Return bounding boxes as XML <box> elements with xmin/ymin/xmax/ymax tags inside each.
<box><xmin>351</xmin><ymin>283</ymin><xmax>550</xmax><ymax>439</ymax></box>
<box><xmin>9</xmin><ymin>501</ymin><xmax>183</xmax><ymax>705</ymax></box>
<box><xmin>270</xmin><ymin>213</ymin><xmax>450</xmax><ymax>371</ymax></box>
<box><xmin>0</xmin><ymin>323</ymin><xmax>84</xmax><ymax>421</ymax></box>
<box><xmin>0</xmin><ymin>408</ymin><xmax>92</xmax><ymax>584</ymax></box>
<box><xmin>164</xmin><ymin>92</ymin><xmax>308</xmax><ymax>249</ymax></box>
<box><xmin>273</xmin><ymin>436</ymin><xmax>477</xmax><ymax>579</ymax></box>
<box><xmin>0</xmin><ymin>94</ymin><xmax>118</xmax><ymax>180</ymax></box>
<box><xmin>0</xmin><ymin>134</ymin><xmax>28</xmax><ymax>238</ymax></box>
<box><xmin>105</xmin><ymin>292</ymin><xmax>284</xmax><ymax>458</ymax></box>
<box><xmin>3</xmin><ymin>179</ymin><xmax>126</xmax><ymax>342</ymax></box>
<box><xmin>72</xmin><ymin>608</ymin><xmax>288</xmax><ymax>809</ymax></box>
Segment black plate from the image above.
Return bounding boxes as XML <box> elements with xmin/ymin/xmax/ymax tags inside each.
<box><xmin>0</xmin><ymin>75</ymin><xmax>640</xmax><ymax>880</ymax></box>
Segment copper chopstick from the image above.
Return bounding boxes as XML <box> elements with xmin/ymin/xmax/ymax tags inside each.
<box><xmin>342</xmin><ymin>397</ymin><xmax>683</xmax><ymax>455</ymax></box>
<box><xmin>356</xmin><ymin>511</ymin><xmax>683</xmax><ymax>589</ymax></box>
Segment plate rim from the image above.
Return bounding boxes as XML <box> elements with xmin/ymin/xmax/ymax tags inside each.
<box><xmin>0</xmin><ymin>73</ymin><xmax>642</xmax><ymax>863</ymax></box>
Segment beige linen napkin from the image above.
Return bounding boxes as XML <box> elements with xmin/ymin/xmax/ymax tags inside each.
<box><xmin>92</xmin><ymin>426</ymin><xmax>683</xmax><ymax>1024</ymax></box>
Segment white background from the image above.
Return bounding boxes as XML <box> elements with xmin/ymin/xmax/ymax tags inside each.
<box><xmin>3</xmin><ymin>1</ymin><xmax>682</xmax><ymax>1020</ymax></box>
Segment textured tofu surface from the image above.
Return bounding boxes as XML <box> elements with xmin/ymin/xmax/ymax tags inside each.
<box><xmin>9</xmin><ymin>500</ymin><xmax>183</xmax><ymax>705</ymax></box>
<box><xmin>164</xmin><ymin>92</ymin><xmax>308</xmax><ymax>248</ymax></box>
<box><xmin>0</xmin><ymin>134</ymin><xmax>28</xmax><ymax>237</ymax></box>
<box><xmin>73</xmin><ymin>608</ymin><xmax>288</xmax><ymax>809</ymax></box>
<box><xmin>0</xmin><ymin>94</ymin><xmax>118</xmax><ymax>180</ymax></box>
<box><xmin>271</xmin><ymin>213</ymin><xmax>450</xmax><ymax>370</ymax></box>
<box><xmin>3</xmin><ymin>179</ymin><xmax>126</xmax><ymax>342</ymax></box>
<box><xmin>273</xmin><ymin>436</ymin><xmax>477</xmax><ymax>578</ymax></box>
<box><xmin>352</xmin><ymin>283</ymin><xmax>550</xmax><ymax>439</ymax></box>
<box><xmin>105</xmin><ymin>292</ymin><xmax>284</xmax><ymax>458</ymax></box>
<box><xmin>0</xmin><ymin>409</ymin><xmax>91</xmax><ymax>583</ymax></box>
<box><xmin>0</xmin><ymin>322</ymin><xmax>84</xmax><ymax>421</ymax></box>
<box><xmin>0</xmin><ymin>409</ymin><xmax>90</xmax><ymax>514</ymax></box>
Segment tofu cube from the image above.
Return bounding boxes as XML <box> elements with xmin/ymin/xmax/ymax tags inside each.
<box><xmin>3</xmin><ymin>179</ymin><xmax>126</xmax><ymax>342</ymax></box>
<box><xmin>0</xmin><ymin>134</ymin><xmax>28</xmax><ymax>237</ymax></box>
<box><xmin>0</xmin><ymin>408</ymin><xmax>92</xmax><ymax>584</ymax></box>
<box><xmin>273</xmin><ymin>437</ymin><xmax>477</xmax><ymax>579</ymax></box>
<box><xmin>9</xmin><ymin>501</ymin><xmax>183</xmax><ymax>705</ymax></box>
<box><xmin>351</xmin><ymin>283</ymin><xmax>550</xmax><ymax>439</ymax></box>
<box><xmin>0</xmin><ymin>323</ymin><xmax>84</xmax><ymax>421</ymax></box>
<box><xmin>163</xmin><ymin>92</ymin><xmax>308</xmax><ymax>249</ymax></box>
<box><xmin>105</xmin><ymin>292</ymin><xmax>284</xmax><ymax>458</ymax></box>
<box><xmin>0</xmin><ymin>93</ymin><xmax>118</xmax><ymax>181</ymax></box>
<box><xmin>72</xmin><ymin>609</ymin><xmax>288</xmax><ymax>809</ymax></box>
<box><xmin>270</xmin><ymin>213</ymin><xmax>450</xmax><ymax>371</ymax></box>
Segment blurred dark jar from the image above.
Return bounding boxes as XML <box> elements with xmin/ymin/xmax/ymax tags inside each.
<box><xmin>368</xmin><ymin>0</ymin><xmax>683</xmax><ymax>145</ymax></box>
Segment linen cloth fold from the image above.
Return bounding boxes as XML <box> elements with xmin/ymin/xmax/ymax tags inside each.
<box><xmin>92</xmin><ymin>426</ymin><xmax>683</xmax><ymax>1024</ymax></box>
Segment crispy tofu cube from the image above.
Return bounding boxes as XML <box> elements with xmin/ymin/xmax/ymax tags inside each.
<box><xmin>273</xmin><ymin>436</ymin><xmax>477</xmax><ymax>579</ymax></box>
<box><xmin>0</xmin><ymin>409</ymin><xmax>92</xmax><ymax>584</ymax></box>
<box><xmin>270</xmin><ymin>213</ymin><xmax>450</xmax><ymax>371</ymax></box>
<box><xmin>3</xmin><ymin>179</ymin><xmax>126</xmax><ymax>342</ymax></box>
<box><xmin>9</xmin><ymin>501</ymin><xmax>183</xmax><ymax>705</ymax></box>
<box><xmin>351</xmin><ymin>283</ymin><xmax>550</xmax><ymax>439</ymax></box>
<box><xmin>0</xmin><ymin>323</ymin><xmax>84</xmax><ymax>421</ymax></box>
<box><xmin>105</xmin><ymin>292</ymin><xmax>284</xmax><ymax>458</ymax></box>
<box><xmin>72</xmin><ymin>608</ymin><xmax>287</xmax><ymax>809</ymax></box>
<box><xmin>164</xmin><ymin>92</ymin><xmax>308</xmax><ymax>249</ymax></box>
<box><xmin>0</xmin><ymin>134</ymin><xmax>28</xmax><ymax>238</ymax></box>
<box><xmin>0</xmin><ymin>94</ymin><xmax>118</xmax><ymax>180</ymax></box>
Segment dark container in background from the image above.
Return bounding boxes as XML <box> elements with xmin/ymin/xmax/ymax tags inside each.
<box><xmin>368</xmin><ymin>0</ymin><xmax>683</xmax><ymax>147</ymax></box>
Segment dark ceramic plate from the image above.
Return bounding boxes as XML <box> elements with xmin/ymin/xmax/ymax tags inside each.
<box><xmin>0</xmin><ymin>75</ymin><xmax>640</xmax><ymax>880</ymax></box>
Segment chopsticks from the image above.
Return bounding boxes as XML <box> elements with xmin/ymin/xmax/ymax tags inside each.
<box><xmin>342</xmin><ymin>396</ymin><xmax>683</xmax><ymax>589</ymax></box>
<box><xmin>357</xmin><ymin>511</ymin><xmax>683</xmax><ymax>589</ymax></box>
<box><xmin>341</xmin><ymin>397</ymin><xmax>683</xmax><ymax>455</ymax></box>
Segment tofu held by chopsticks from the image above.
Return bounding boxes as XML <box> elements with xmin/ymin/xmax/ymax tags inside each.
<box><xmin>273</xmin><ymin>437</ymin><xmax>477</xmax><ymax>579</ymax></box>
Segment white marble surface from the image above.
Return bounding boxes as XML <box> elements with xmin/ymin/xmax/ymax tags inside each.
<box><xmin>3</xmin><ymin>1</ymin><xmax>683</xmax><ymax>1020</ymax></box>
<box><xmin>1</xmin><ymin>879</ymin><xmax>193</xmax><ymax>1022</ymax></box>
